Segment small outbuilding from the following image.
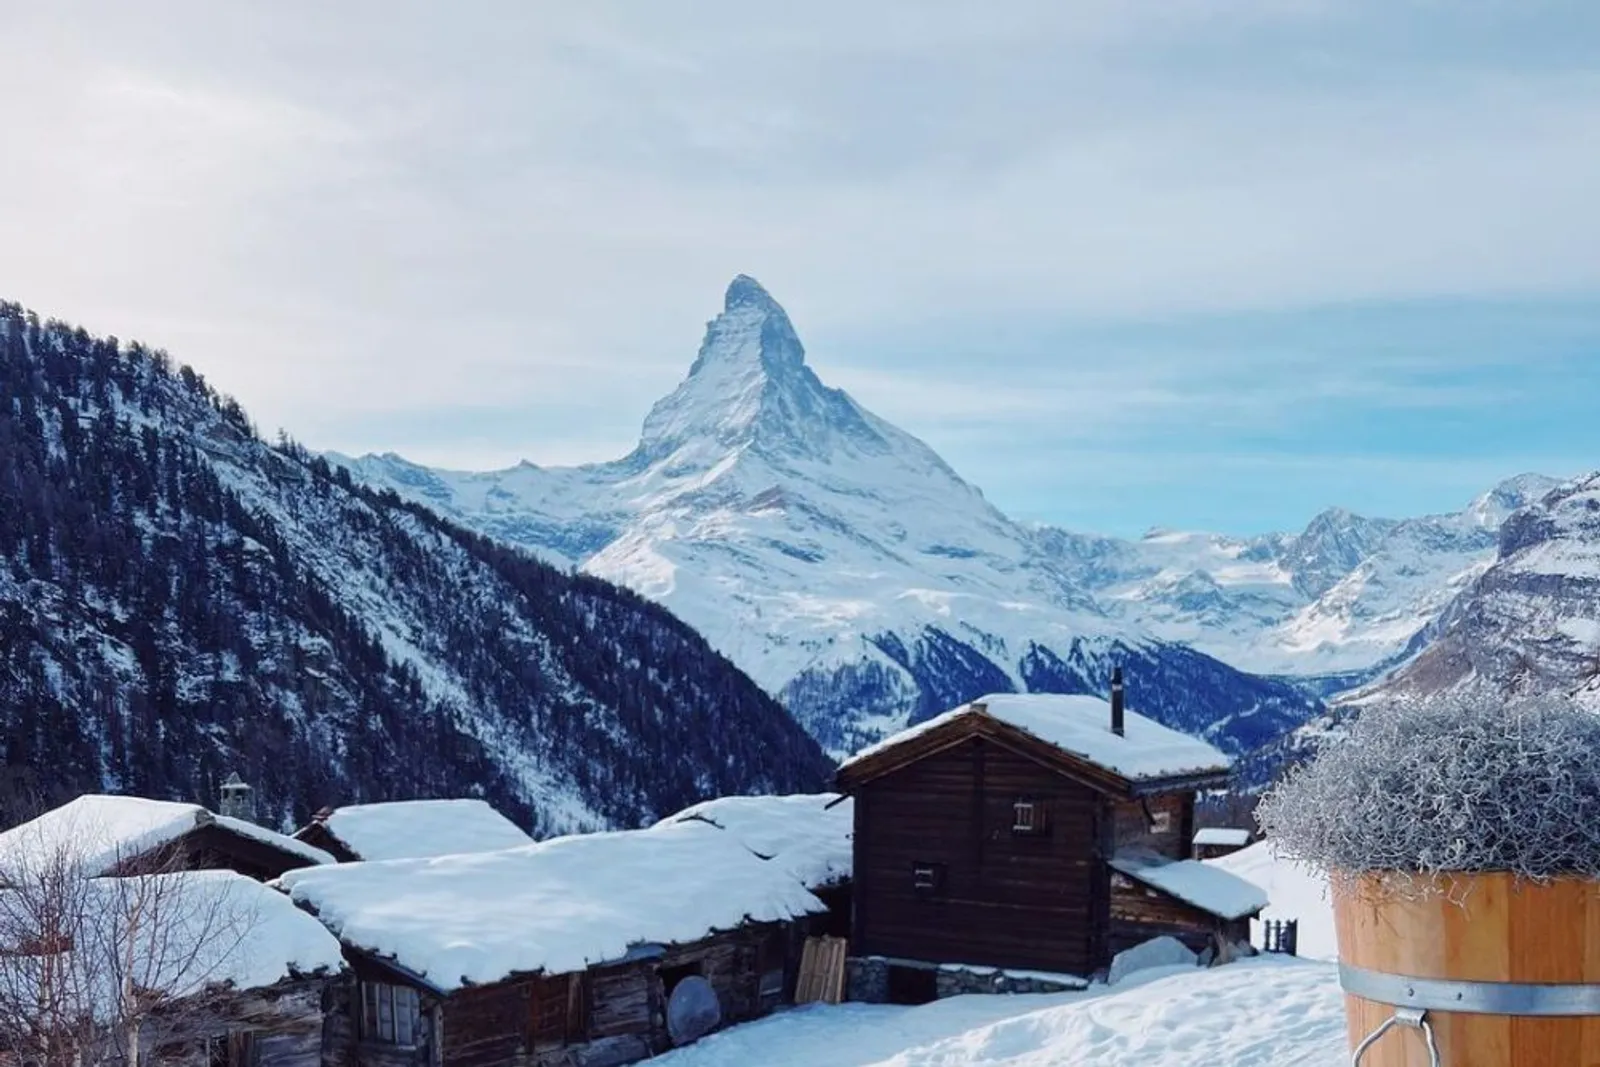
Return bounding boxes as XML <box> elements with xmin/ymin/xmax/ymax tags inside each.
<box><xmin>279</xmin><ymin>819</ymin><xmax>826</xmax><ymax>1067</ymax></box>
<box><xmin>1191</xmin><ymin>827</ymin><xmax>1252</xmax><ymax>861</ymax></box>
<box><xmin>834</xmin><ymin>680</ymin><xmax>1268</xmax><ymax>992</ymax></box>
<box><xmin>0</xmin><ymin>795</ymin><xmax>334</xmax><ymax>883</ymax></box>
<box><xmin>293</xmin><ymin>799</ymin><xmax>536</xmax><ymax>863</ymax></box>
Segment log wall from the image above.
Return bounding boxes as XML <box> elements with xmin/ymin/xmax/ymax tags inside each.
<box><xmin>1109</xmin><ymin>793</ymin><xmax>1191</xmax><ymax>860</ymax></box>
<box><xmin>143</xmin><ymin>977</ymin><xmax>329</xmax><ymax>1067</ymax></box>
<box><xmin>853</xmin><ymin>737</ymin><xmax>1102</xmax><ymax>974</ymax></box>
<box><xmin>325</xmin><ymin>923</ymin><xmax>796</xmax><ymax>1067</ymax></box>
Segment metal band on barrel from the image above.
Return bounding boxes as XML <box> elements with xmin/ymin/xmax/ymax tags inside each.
<box><xmin>1339</xmin><ymin>962</ymin><xmax>1600</xmax><ymax>1017</ymax></box>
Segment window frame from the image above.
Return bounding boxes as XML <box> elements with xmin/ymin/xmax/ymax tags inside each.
<box><xmin>1011</xmin><ymin>796</ymin><xmax>1047</xmax><ymax>835</ymax></box>
<box><xmin>361</xmin><ymin>981</ymin><xmax>421</xmax><ymax>1048</ymax></box>
<box><xmin>202</xmin><ymin>1030</ymin><xmax>258</xmax><ymax>1067</ymax></box>
<box><xmin>911</xmin><ymin>860</ymin><xmax>946</xmax><ymax>896</ymax></box>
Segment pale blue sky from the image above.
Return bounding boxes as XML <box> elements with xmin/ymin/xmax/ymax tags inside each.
<box><xmin>0</xmin><ymin>2</ymin><xmax>1596</xmax><ymax>536</ymax></box>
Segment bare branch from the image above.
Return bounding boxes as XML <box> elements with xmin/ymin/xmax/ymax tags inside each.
<box><xmin>0</xmin><ymin>802</ymin><xmax>261</xmax><ymax>1067</ymax></box>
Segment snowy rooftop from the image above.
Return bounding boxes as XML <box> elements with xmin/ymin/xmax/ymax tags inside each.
<box><xmin>842</xmin><ymin>694</ymin><xmax>1230</xmax><ymax>784</ymax></box>
<box><xmin>310</xmin><ymin>799</ymin><xmax>535</xmax><ymax>861</ymax></box>
<box><xmin>1110</xmin><ymin>851</ymin><xmax>1268</xmax><ymax>921</ymax></box>
<box><xmin>655</xmin><ymin>793</ymin><xmax>853</xmax><ymax>890</ymax></box>
<box><xmin>1193</xmin><ymin>828</ymin><xmax>1251</xmax><ymax>848</ymax></box>
<box><xmin>278</xmin><ymin>820</ymin><xmax>825</xmax><ymax>991</ymax></box>
<box><xmin>0</xmin><ymin>870</ymin><xmax>344</xmax><ymax>1013</ymax></box>
<box><xmin>0</xmin><ymin>795</ymin><xmax>332</xmax><ymax>878</ymax></box>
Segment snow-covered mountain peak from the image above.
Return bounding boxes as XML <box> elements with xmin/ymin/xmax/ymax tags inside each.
<box><xmin>1465</xmin><ymin>472</ymin><xmax>1564</xmax><ymax>529</ymax></box>
<box><xmin>637</xmin><ymin>275</ymin><xmax>890</xmax><ymax>466</ymax></box>
<box><xmin>723</xmin><ymin>273</ymin><xmax>784</xmax><ymax>315</ymax></box>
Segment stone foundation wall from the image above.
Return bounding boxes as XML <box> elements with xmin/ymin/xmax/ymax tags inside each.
<box><xmin>846</xmin><ymin>956</ymin><xmax>1084</xmax><ymax>1004</ymax></box>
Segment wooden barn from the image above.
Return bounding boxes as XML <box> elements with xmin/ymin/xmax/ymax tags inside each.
<box><xmin>0</xmin><ymin>870</ymin><xmax>345</xmax><ymax>1067</ymax></box>
<box><xmin>0</xmin><ymin>794</ymin><xmax>334</xmax><ymax>883</ymax></box>
<box><xmin>279</xmin><ymin>819</ymin><xmax>829</xmax><ymax>1067</ymax></box>
<box><xmin>835</xmin><ymin>676</ymin><xmax>1267</xmax><ymax>988</ymax></box>
<box><xmin>293</xmin><ymin>799</ymin><xmax>535</xmax><ymax>863</ymax></box>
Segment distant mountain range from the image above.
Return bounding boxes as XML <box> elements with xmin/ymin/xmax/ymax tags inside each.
<box><xmin>1036</xmin><ymin>471</ymin><xmax>1561</xmax><ymax>681</ymax></box>
<box><xmin>340</xmin><ymin>277</ymin><xmax>1592</xmax><ymax>760</ymax></box>
<box><xmin>0</xmin><ymin>300</ymin><xmax>830</xmax><ymax>833</ymax></box>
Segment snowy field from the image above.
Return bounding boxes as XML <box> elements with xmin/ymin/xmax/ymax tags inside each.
<box><xmin>650</xmin><ymin>959</ymin><xmax>1347</xmax><ymax>1066</ymax></box>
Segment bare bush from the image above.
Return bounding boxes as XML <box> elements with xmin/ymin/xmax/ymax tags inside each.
<box><xmin>1257</xmin><ymin>695</ymin><xmax>1600</xmax><ymax>883</ymax></box>
<box><xmin>0</xmin><ymin>811</ymin><xmax>259</xmax><ymax>1067</ymax></box>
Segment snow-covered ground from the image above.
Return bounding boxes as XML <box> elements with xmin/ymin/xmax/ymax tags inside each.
<box><xmin>650</xmin><ymin>960</ymin><xmax>1347</xmax><ymax>1067</ymax></box>
<box><xmin>639</xmin><ymin>839</ymin><xmax>1344</xmax><ymax>1066</ymax></box>
<box><xmin>1209</xmin><ymin>841</ymin><xmax>1337</xmax><ymax>961</ymax></box>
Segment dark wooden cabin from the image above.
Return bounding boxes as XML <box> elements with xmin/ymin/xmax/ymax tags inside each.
<box><xmin>835</xmin><ymin>679</ymin><xmax>1265</xmax><ymax>981</ymax></box>
<box><xmin>0</xmin><ymin>795</ymin><xmax>334</xmax><ymax>883</ymax></box>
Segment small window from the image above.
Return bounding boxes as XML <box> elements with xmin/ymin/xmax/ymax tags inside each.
<box><xmin>1012</xmin><ymin>797</ymin><xmax>1046</xmax><ymax>834</ymax></box>
<box><xmin>1149</xmin><ymin>810</ymin><xmax>1173</xmax><ymax>834</ymax></box>
<box><xmin>362</xmin><ymin>982</ymin><xmax>421</xmax><ymax>1047</ymax></box>
<box><xmin>911</xmin><ymin>861</ymin><xmax>946</xmax><ymax>895</ymax></box>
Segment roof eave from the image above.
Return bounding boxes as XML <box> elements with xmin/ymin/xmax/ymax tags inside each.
<box><xmin>1126</xmin><ymin>768</ymin><xmax>1232</xmax><ymax>796</ymax></box>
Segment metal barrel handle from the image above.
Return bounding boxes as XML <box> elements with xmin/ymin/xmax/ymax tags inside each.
<box><xmin>1351</xmin><ymin>1007</ymin><xmax>1441</xmax><ymax>1067</ymax></box>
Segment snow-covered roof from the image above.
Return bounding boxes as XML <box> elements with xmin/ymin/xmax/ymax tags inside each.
<box><xmin>841</xmin><ymin>694</ymin><xmax>1230</xmax><ymax>785</ymax></box>
<box><xmin>311</xmin><ymin>799</ymin><xmax>534</xmax><ymax>861</ymax></box>
<box><xmin>1110</xmin><ymin>851</ymin><xmax>1268</xmax><ymax>921</ymax></box>
<box><xmin>0</xmin><ymin>870</ymin><xmax>344</xmax><ymax>1015</ymax></box>
<box><xmin>655</xmin><ymin>793</ymin><xmax>852</xmax><ymax>890</ymax></box>
<box><xmin>1193</xmin><ymin>828</ymin><xmax>1251</xmax><ymax>848</ymax></box>
<box><xmin>0</xmin><ymin>795</ymin><xmax>331</xmax><ymax>879</ymax></box>
<box><xmin>278</xmin><ymin>820</ymin><xmax>825</xmax><ymax>991</ymax></box>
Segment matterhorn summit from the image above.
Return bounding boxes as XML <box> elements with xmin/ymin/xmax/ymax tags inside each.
<box><xmin>337</xmin><ymin>276</ymin><xmax>1319</xmax><ymax>757</ymax></box>
<box><xmin>637</xmin><ymin>275</ymin><xmax>892</xmax><ymax>467</ymax></box>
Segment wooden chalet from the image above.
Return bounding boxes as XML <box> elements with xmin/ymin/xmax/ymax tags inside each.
<box><xmin>0</xmin><ymin>795</ymin><xmax>334</xmax><ymax>883</ymax></box>
<box><xmin>279</xmin><ymin>819</ymin><xmax>829</xmax><ymax>1067</ymax></box>
<box><xmin>293</xmin><ymin>799</ymin><xmax>535</xmax><ymax>863</ymax></box>
<box><xmin>834</xmin><ymin>675</ymin><xmax>1267</xmax><ymax>985</ymax></box>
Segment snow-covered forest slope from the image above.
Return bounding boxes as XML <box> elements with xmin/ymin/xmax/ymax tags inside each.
<box><xmin>0</xmin><ymin>302</ymin><xmax>831</xmax><ymax>833</ymax></box>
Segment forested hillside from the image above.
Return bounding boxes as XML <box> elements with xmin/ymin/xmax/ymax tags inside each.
<box><xmin>0</xmin><ymin>303</ymin><xmax>831</xmax><ymax>833</ymax></box>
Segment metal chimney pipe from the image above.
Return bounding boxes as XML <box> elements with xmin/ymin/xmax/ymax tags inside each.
<box><xmin>1111</xmin><ymin>666</ymin><xmax>1125</xmax><ymax>737</ymax></box>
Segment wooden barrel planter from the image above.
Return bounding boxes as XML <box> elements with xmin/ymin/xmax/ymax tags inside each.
<box><xmin>1333</xmin><ymin>872</ymin><xmax>1600</xmax><ymax>1066</ymax></box>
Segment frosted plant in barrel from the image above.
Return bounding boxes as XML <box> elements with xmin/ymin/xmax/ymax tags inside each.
<box><xmin>1258</xmin><ymin>695</ymin><xmax>1600</xmax><ymax>1066</ymax></box>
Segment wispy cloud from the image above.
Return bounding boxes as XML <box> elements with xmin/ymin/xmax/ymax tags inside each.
<box><xmin>0</xmin><ymin>1</ymin><xmax>1595</xmax><ymax>531</ymax></box>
